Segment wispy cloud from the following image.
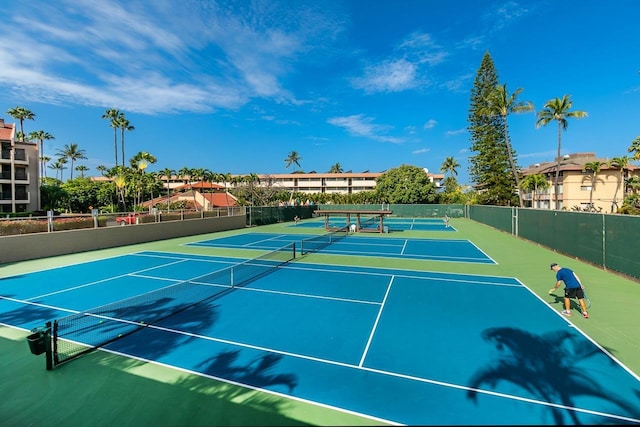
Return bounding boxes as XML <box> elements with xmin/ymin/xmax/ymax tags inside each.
<box><xmin>412</xmin><ymin>148</ymin><xmax>430</xmax><ymax>155</ymax></box>
<box><xmin>327</xmin><ymin>114</ymin><xmax>403</xmax><ymax>143</ymax></box>
<box><xmin>350</xmin><ymin>30</ymin><xmax>448</xmax><ymax>94</ymax></box>
<box><xmin>446</xmin><ymin>128</ymin><xmax>467</xmax><ymax>136</ymax></box>
<box><xmin>351</xmin><ymin>59</ymin><xmax>419</xmax><ymax>93</ymax></box>
<box><xmin>0</xmin><ymin>0</ymin><xmax>343</xmax><ymax>114</ymax></box>
<box><xmin>424</xmin><ymin>119</ymin><xmax>438</xmax><ymax>129</ymax></box>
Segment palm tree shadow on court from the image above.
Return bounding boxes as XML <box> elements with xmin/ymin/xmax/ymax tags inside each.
<box><xmin>467</xmin><ymin>327</ymin><xmax>640</xmax><ymax>424</ymax></box>
<box><xmin>195</xmin><ymin>350</ymin><xmax>298</xmax><ymax>395</ymax></box>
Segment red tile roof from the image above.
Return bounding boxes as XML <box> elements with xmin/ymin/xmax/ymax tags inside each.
<box><xmin>0</xmin><ymin>119</ymin><xmax>15</xmax><ymax>141</ymax></box>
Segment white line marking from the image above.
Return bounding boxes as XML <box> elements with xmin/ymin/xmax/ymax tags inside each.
<box><xmin>359</xmin><ymin>275</ymin><xmax>394</xmax><ymax>366</ymax></box>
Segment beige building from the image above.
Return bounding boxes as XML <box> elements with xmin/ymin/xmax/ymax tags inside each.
<box><xmin>158</xmin><ymin>169</ymin><xmax>444</xmax><ymax>195</ymax></box>
<box><xmin>520</xmin><ymin>152</ymin><xmax>640</xmax><ymax>212</ymax></box>
<box><xmin>0</xmin><ymin>119</ymin><xmax>40</xmax><ymax>213</ymax></box>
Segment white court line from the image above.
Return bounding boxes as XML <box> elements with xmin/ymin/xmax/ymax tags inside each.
<box><xmin>359</xmin><ymin>275</ymin><xmax>394</xmax><ymax>367</ymax></box>
<box><xmin>25</xmin><ymin>258</ymin><xmax>190</xmax><ymax>302</ymax></box>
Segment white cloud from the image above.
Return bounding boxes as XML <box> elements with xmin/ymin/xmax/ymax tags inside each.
<box><xmin>0</xmin><ymin>0</ymin><xmax>343</xmax><ymax>114</ymax></box>
<box><xmin>424</xmin><ymin>119</ymin><xmax>438</xmax><ymax>129</ymax></box>
<box><xmin>445</xmin><ymin>128</ymin><xmax>467</xmax><ymax>136</ymax></box>
<box><xmin>412</xmin><ymin>148</ymin><xmax>430</xmax><ymax>154</ymax></box>
<box><xmin>327</xmin><ymin>114</ymin><xmax>403</xmax><ymax>143</ymax></box>
<box><xmin>351</xmin><ymin>59</ymin><xmax>418</xmax><ymax>93</ymax></box>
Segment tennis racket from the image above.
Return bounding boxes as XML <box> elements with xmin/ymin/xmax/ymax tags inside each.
<box><xmin>583</xmin><ymin>291</ymin><xmax>592</xmax><ymax>309</ymax></box>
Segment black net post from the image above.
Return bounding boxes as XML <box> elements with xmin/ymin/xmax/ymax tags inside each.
<box><xmin>45</xmin><ymin>321</ymin><xmax>53</xmax><ymax>371</ymax></box>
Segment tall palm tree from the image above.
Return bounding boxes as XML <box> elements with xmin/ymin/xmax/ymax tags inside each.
<box><xmin>6</xmin><ymin>106</ymin><xmax>35</xmax><ymax>141</ymax></box>
<box><xmin>536</xmin><ymin>95</ymin><xmax>588</xmax><ymax>210</ymax></box>
<box><xmin>28</xmin><ymin>130</ymin><xmax>55</xmax><ymax>182</ymax></box>
<box><xmin>440</xmin><ymin>156</ymin><xmax>460</xmax><ymax>177</ymax></box>
<box><xmin>159</xmin><ymin>167</ymin><xmax>176</xmax><ymax>211</ymax></box>
<box><xmin>56</xmin><ymin>143</ymin><xmax>87</xmax><ymax>180</ymax></box>
<box><xmin>328</xmin><ymin>163</ymin><xmax>343</xmax><ymax>173</ymax></box>
<box><xmin>101</xmin><ymin>108</ymin><xmax>121</xmax><ymax>166</ymax></box>
<box><xmin>284</xmin><ymin>151</ymin><xmax>302</xmax><ymax>172</ymax></box>
<box><xmin>583</xmin><ymin>161</ymin><xmax>605</xmax><ymax>208</ymax></box>
<box><xmin>481</xmin><ymin>84</ymin><xmax>534</xmax><ymax>207</ymax></box>
<box><xmin>40</xmin><ymin>155</ymin><xmax>51</xmax><ymax>180</ymax></box>
<box><xmin>607</xmin><ymin>156</ymin><xmax>630</xmax><ymax>212</ymax></box>
<box><xmin>116</xmin><ymin>114</ymin><xmax>135</xmax><ymax>167</ymax></box>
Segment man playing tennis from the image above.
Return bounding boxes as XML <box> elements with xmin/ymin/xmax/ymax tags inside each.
<box><xmin>549</xmin><ymin>263</ymin><xmax>589</xmax><ymax>318</ymax></box>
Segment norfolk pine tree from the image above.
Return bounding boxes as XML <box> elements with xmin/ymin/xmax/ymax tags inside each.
<box><xmin>467</xmin><ymin>52</ymin><xmax>518</xmax><ymax>206</ymax></box>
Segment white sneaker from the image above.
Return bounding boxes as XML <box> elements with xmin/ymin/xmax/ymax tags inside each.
<box><xmin>561</xmin><ymin>310</ymin><xmax>572</xmax><ymax>316</ymax></box>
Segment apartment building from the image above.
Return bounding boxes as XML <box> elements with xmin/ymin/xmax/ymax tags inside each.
<box><xmin>520</xmin><ymin>152</ymin><xmax>640</xmax><ymax>212</ymax></box>
<box><xmin>0</xmin><ymin>119</ymin><xmax>39</xmax><ymax>213</ymax></box>
<box><xmin>153</xmin><ymin>169</ymin><xmax>444</xmax><ymax>195</ymax></box>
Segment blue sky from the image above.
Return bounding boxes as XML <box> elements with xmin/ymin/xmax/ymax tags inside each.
<box><xmin>1</xmin><ymin>0</ymin><xmax>639</xmax><ymax>185</ymax></box>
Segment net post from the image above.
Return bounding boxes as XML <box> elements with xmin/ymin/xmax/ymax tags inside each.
<box><xmin>293</xmin><ymin>242</ymin><xmax>296</xmax><ymax>259</ymax></box>
<box><xmin>45</xmin><ymin>321</ymin><xmax>53</xmax><ymax>371</ymax></box>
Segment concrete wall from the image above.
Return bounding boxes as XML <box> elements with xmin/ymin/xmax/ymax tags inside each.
<box><xmin>1</xmin><ymin>215</ymin><xmax>246</xmax><ymax>264</ymax></box>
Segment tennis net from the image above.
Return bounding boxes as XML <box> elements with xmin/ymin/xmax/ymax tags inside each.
<box><xmin>49</xmin><ymin>243</ymin><xmax>296</xmax><ymax>369</ymax></box>
<box><xmin>300</xmin><ymin>226</ymin><xmax>348</xmax><ymax>255</ymax></box>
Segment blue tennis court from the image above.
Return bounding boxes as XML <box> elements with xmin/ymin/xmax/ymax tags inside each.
<box><xmin>1</xmin><ymin>250</ymin><xmax>639</xmax><ymax>425</ymax></box>
<box><xmin>186</xmin><ymin>232</ymin><xmax>495</xmax><ymax>264</ymax></box>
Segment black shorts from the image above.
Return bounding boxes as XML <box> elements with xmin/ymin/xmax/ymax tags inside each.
<box><xmin>565</xmin><ymin>287</ymin><xmax>585</xmax><ymax>299</ymax></box>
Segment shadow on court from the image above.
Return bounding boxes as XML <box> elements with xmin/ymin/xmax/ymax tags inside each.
<box><xmin>467</xmin><ymin>327</ymin><xmax>640</xmax><ymax>424</ymax></box>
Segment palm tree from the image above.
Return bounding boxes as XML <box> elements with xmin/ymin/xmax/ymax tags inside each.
<box><xmin>113</xmin><ymin>174</ymin><xmax>127</xmax><ymax>211</ymax></box>
<box><xmin>96</xmin><ymin>165</ymin><xmax>108</xmax><ymax>176</ymax></box>
<box><xmin>40</xmin><ymin>155</ymin><xmax>51</xmax><ymax>180</ymax></box>
<box><xmin>608</xmin><ymin>156</ymin><xmax>630</xmax><ymax>212</ymax></box>
<box><xmin>328</xmin><ymin>163</ymin><xmax>343</xmax><ymax>173</ymax></box>
<box><xmin>440</xmin><ymin>156</ymin><xmax>460</xmax><ymax>177</ymax></box>
<box><xmin>536</xmin><ymin>95</ymin><xmax>588</xmax><ymax>210</ymax></box>
<box><xmin>628</xmin><ymin>136</ymin><xmax>640</xmax><ymax>161</ymax></box>
<box><xmin>159</xmin><ymin>167</ymin><xmax>175</xmax><ymax>211</ymax></box>
<box><xmin>75</xmin><ymin>165</ymin><xmax>89</xmax><ymax>178</ymax></box>
<box><xmin>49</xmin><ymin>158</ymin><xmax>67</xmax><ymax>181</ymax></box>
<box><xmin>219</xmin><ymin>172</ymin><xmax>233</xmax><ymax>209</ymax></box>
<box><xmin>56</xmin><ymin>143</ymin><xmax>87</xmax><ymax>180</ymax></box>
<box><xmin>28</xmin><ymin>130</ymin><xmax>55</xmax><ymax>182</ymax></box>
<box><xmin>481</xmin><ymin>84</ymin><xmax>534</xmax><ymax>207</ymax></box>
<box><xmin>116</xmin><ymin>114</ymin><xmax>135</xmax><ymax>167</ymax></box>
<box><xmin>6</xmin><ymin>106</ymin><xmax>35</xmax><ymax>141</ymax></box>
<box><xmin>284</xmin><ymin>151</ymin><xmax>302</xmax><ymax>172</ymax></box>
<box><xmin>520</xmin><ymin>174</ymin><xmax>550</xmax><ymax>209</ymax></box>
<box><xmin>101</xmin><ymin>108</ymin><xmax>121</xmax><ymax>166</ymax></box>
<box><xmin>583</xmin><ymin>161</ymin><xmax>605</xmax><ymax>208</ymax></box>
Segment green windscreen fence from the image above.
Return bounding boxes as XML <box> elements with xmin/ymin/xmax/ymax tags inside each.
<box><xmin>468</xmin><ymin>205</ymin><xmax>513</xmax><ymax>234</ymax></box>
<box><xmin>247</xmin><ymin>205</ymin><xmax>316</xmax><ymax>226</ymax></box>
<box><xmin>471</xmin><ymin>205</ymin><xmax>640</xmax><ymax>281</ymax></box>
<box><xmin>604</xmin><ymin>214</ymin><xmax>640</xmax><ymax>278</ymax></box>
<box><xmin>519</xmin><ymin>210</ymin><xmax>604</xmax><ymax>267</ymax></box>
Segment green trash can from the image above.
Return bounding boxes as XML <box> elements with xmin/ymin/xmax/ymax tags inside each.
<box><xmin>27</xmin><ymin>330</ymin><xmax>47</xmax><ymax>355</ymax></box>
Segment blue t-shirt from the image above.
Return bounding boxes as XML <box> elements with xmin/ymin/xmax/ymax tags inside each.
<box><xmin>556</xmin><ymin>268</ymin><xmax>580</xmax><ymax>288</ymax></box>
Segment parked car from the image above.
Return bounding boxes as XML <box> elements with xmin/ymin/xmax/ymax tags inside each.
<box><xmin>115</xmin><ymin>213</ymin><xmax>140</xmax><ymax>225</ymax></box>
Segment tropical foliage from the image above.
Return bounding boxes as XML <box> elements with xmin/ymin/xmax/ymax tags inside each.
<box><xmin>467</xmin><ymin>52</ymin><xmax>519</xmax><ymax>206</ymax></box>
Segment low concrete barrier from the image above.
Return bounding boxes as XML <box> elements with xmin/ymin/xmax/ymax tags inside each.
<box><xmin>0</xmin><ymin>215</ymin><xmax>246</xmax><ymax>264</ymax></box>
